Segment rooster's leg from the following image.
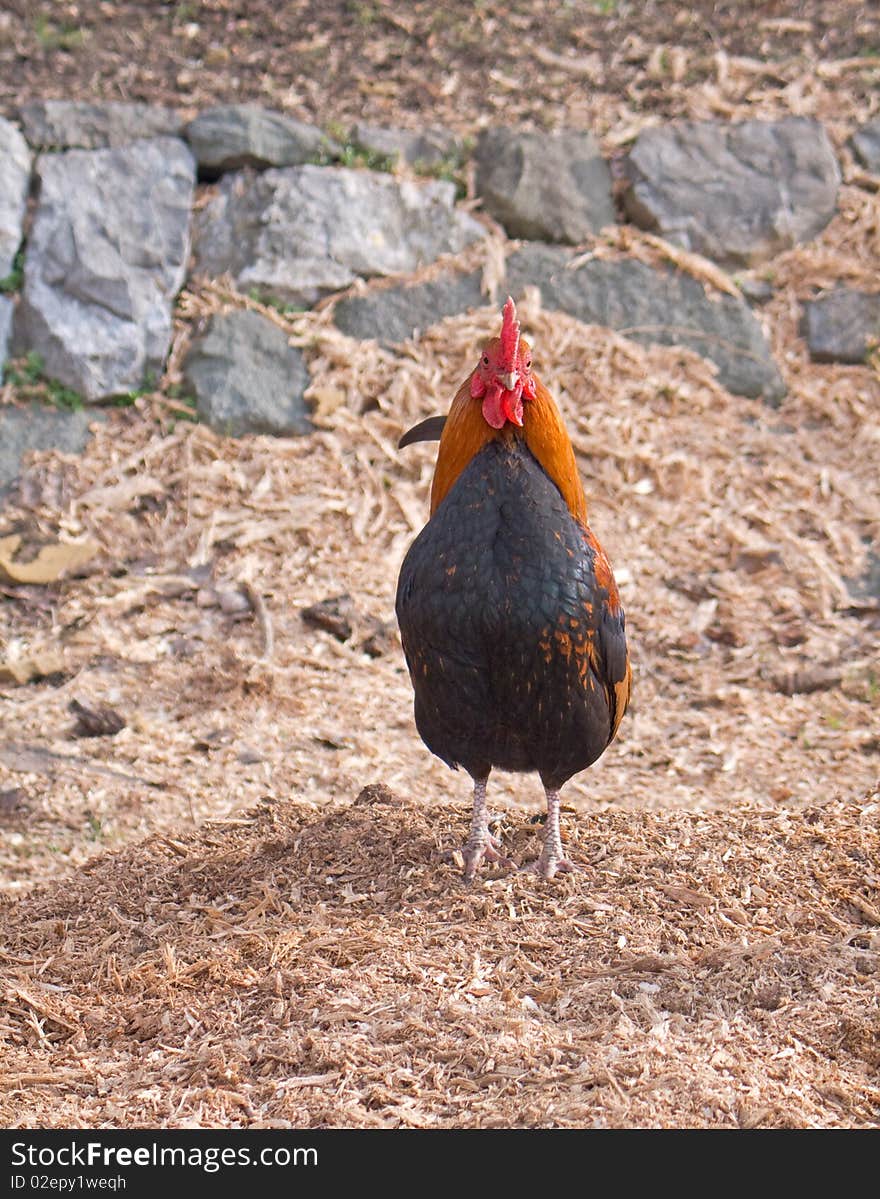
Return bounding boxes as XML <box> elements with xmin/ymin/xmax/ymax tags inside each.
<box><xmin>462</xmin><ymin>776</ymin><xmax>512</xmax><ymax>880</ymax></box>
<box><xmin>528</xmin><ymin>788</ymin><xmax>577</xmax><ymax>879</ymax></box>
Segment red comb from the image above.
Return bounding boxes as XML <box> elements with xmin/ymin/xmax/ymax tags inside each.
<box><xmin>499</xmin><ymin>296</ymin><xmax>520</xmax><ymax>369</ymax></box>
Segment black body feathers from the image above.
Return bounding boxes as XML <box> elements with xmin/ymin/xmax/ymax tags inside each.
<box><xmin>395</xmin><ymin>438</ymin><xmax>628</xmax><ymax>790</ymax></box>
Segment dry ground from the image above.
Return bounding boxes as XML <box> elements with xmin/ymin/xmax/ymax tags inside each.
<box><xmin>0</xmin><ymin>1</ymin><xmax>878</xmax><ymax>1129</ymax></box>
<box><xmin>1</xmin><ymin>265</ymin><xmax>877</xmax><ymax>1128</ymax></box>
<box><xmin>2</xmin><ymin>1</ymin><xmax>880</xmax><ymax>134</ymax></box>
<box><xmin>1</xmin><ymin>784</ymin><xmax>878</xmax><ymax>1128</ymax></box>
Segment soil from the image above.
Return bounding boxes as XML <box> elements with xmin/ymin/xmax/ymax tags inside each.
<box><xmin>1</xmin><ymin>1</ymin><xmax>879</xmax><ymax>132</ymax></box>
<box><xmin>0</xmin><ymin>0</ymin><xmax>878</xmax><ymax>1130</ymax></box>
<box><xmin>2</xmin><ymin>784</ymin><xmax>878</xmax><ymax>1128</ymax></box>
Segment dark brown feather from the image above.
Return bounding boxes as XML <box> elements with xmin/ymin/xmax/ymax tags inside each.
<box><xmin>398</xmin><ymin>414</ymin><xmax>447</xmax><ymax>449</ymax></box>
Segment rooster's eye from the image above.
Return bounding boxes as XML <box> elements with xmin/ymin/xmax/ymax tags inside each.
<box><xmin>482</xmin><ymin>356</ymin><xmax>489</xmax><ymax>366</ymax></box>
<box><xmin>525</xmin><ymin>360</ymin><xmax>531</xmax><ymax>368</ymax></box>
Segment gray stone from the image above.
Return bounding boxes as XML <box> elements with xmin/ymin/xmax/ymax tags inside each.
<box><xmin>0</xmin><ymin>297</ymin><xmax>12</xmax><ymax>380</ymax></box>
<box><xmin>738</xmin><ymin>277</ymin><xmax>775</xmax><ymax>306</ymax></box>
<box><xmin>193</xmin><ymin>165</ymin><xmax>485</xmax><ymax>307</ymax></box>
<box><xmin>846</xmin><ymin>551</ymin><xmax>880</xmax><ymax>603</ymax></box>
<box><xmin>334</xmin><ymin>270</ymin><xmax>484</xmax><ymax>343</ymax></box>
<box><xmin>16</xmin><ymin>138</ymin><xmax>195</xmax><ymax>402</ymax></box>
<box><xmin>475</xmin><ymin>128</ymin><xmax>615</xmax><ymax>243</ymax></box>
<box><xmin>803</xmin><ymin>288</ymin><xmax>880</xmax><ymax>364</ymax></box>
<box><xmin>185</xmin><ymin>104</ymin><xmax>339</xmax><ymax>176</ymax></box>
<box><xmin>350</xmin><ymin>123</ymin><xmax>461</xmax><ymax>168</ymax></box>
<box><xmin>851</xmin><ymin>122</ymin><xmax>880</xmax><ymax>174</ymax></box>
<box><xmin>505</xmin><ymin>243</ymin><xmax>786</xmax><ymax>403</ymax></box>
<box><xmin>624</xmin><ymin>118</ymin><xmax>841</xmax><ymax>267</ymax></box>
<box><xmin>0</xmin><ymin>404</ymin><xmax>102</xmax><ymax>494</ymax></box>
<box><xmin>182</xmin><ymin>309</ymin><xmax>313</xmax><ymax>437</ymax></box>
<box><xmin>18</xmin><ymin>100</ymin><xmax>183</xmax><ymax>150</ymax></box>
<box><xmin>0</xmin><ymin>117</ymin><xmax>31</xmax><ymax>279</ymax></box>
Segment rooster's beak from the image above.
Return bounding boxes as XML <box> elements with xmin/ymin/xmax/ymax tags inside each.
<box><xmin>499</xmin><ymin>371</ymin><xmax>518</xmax><ymax>392</ymax></box>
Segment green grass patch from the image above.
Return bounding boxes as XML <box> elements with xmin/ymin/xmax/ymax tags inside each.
<box><xmin>34</xmin><ymin>14</ymin><xmax>86</xmax><ymax>51</ymax></box>
<box><xmin>0</xmin><ymin>249</ymin><xmax>24</xmax><ymax>294</ymax></box>
<box><xmin>4</xmin><ymin>351</ymin><xmax>85</xmax><ymax>411</ymax></box>
<box><xmin>246</xmin><ymin>288</ymin><xmax>304</xmax><ymax>315</ymax></box>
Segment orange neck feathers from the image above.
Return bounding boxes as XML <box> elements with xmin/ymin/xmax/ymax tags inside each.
<box><xmin>522</xmin><ymin>376</ymin><xmax>588</xmax><ymax>529</ymax></box>
<box><xmin>429</xmin><ymin>375</ymin><xmax>493</xmax><ymax>517</ymax></box>
<box><xmin>430</xmin><ymin>372</ymin><xmax>588</xmax><ymax>529</ymax></box>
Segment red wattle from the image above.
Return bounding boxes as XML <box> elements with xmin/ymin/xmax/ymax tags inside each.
<box><xmin>481</xmin><ymin>385</ymin><xmax>507</xmax><ymax>429</ymax></box>
<box><xmin>503</xmin><ymin>389</ymin><xmax>524</xmax><ymax>426</ymax></box>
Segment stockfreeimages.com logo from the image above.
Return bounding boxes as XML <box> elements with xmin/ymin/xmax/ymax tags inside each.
<box><xmin>11</xmin><ymin>1142</ymin><xmax>317</xmax><ymax>1175</ymax></box>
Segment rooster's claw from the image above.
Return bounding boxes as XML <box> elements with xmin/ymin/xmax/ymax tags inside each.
<box><xmin>522</xmin><ymin>855</ymin><xmax>580</xmax><ymax>880</ymax></box>
<box><xmin>462</xmin><ymin>836</ymin><xmax>513</xmax><ymax>881</ymax></box>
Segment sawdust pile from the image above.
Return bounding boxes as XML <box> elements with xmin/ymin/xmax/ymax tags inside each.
<box><xmin>1</xmin><ymin>207</ymin><xmax>878</xmax><ymax>895</ymax></box>
<box><xmin>1</xmin><ymin>80</ymin><xmax>879</xmax><ymax>1127</ymax></box>
<box><xmin>1</xmin><ymin>783</ymin><xmax>877</xmax><ymax>1128</ymax></box>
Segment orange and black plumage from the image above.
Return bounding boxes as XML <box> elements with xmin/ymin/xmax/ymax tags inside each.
<box><xmin>396</xmin><ymin>298</ymin><xmax>631</xmax><ymax>878</ymax></box>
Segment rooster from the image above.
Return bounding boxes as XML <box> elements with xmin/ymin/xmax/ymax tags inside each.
<box><xmin>396</xmin><ymin>298</ymin><xmax>631</xmax><ymax>879</ymax></box>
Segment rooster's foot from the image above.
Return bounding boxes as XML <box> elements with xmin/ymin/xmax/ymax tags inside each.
<box><xmin>526</xmin><ymin>789</ymin><xmax>580</xmax><ymax>879</ymax></box>
<box><xmin>523</xmin><ymin>853</ymin><xmax>579</xmax><ymax>880</ymax></box>
<box><xmin>462</xmin><ymin>834</ymin><xmax>513</xmax><ymax>881</ymax></box>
